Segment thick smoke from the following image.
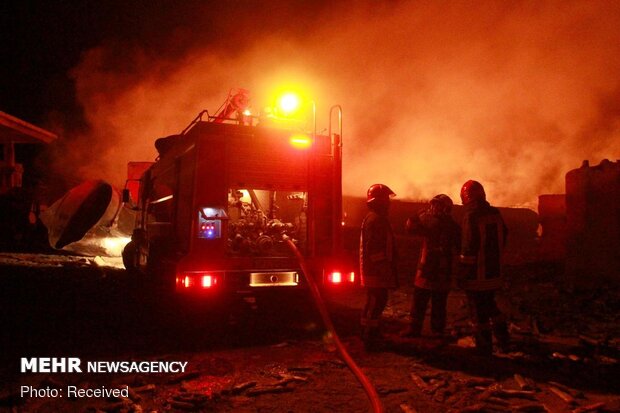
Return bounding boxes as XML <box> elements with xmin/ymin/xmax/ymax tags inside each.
<box><xmin>67</xmin><ymin>0</ymin><xmax>620</xmax><ymax>207</ymax></box>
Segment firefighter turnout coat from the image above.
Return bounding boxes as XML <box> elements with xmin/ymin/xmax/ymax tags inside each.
<box><xmin>408</xmin><ymin>211</ymin><xmax>461</xmax><ymax>292</ymax></box>
<box><xmin>458</xmin><ymin>200</ymin><xmax>507</xmax><ymax>291</ymax></box>
<box><xmin>360</xmin><ymin>211</ymin><xmax>398</xmax><ymax>289</ymax></box>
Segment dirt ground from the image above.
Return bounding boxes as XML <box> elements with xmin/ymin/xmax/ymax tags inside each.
<box><xmin>0</xmin><ymin>254</ymin><xmax>619</xmax><ymax>413</ymax></box>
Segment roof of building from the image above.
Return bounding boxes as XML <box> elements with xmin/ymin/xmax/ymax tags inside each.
<box><xmin>0</xmin><ymin>111</ymin><xmax>58</xmax><ymax>144</ymax></box>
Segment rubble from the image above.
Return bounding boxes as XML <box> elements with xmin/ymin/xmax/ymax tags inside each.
<box><xmin>0</xmin><ymin>252</ymin><xmax>92</xmax><ymax>268</ymax></box>
<box><xmin>399</xmin><ymin>403</ymin><xmax>419</xmax><ymax>413</ymax></box>
<box><xmin>246</xmin><ymin>385</ymin><xmax>294</xmax><ymax>397</ymax></box>
<box><xmin>276</xmin><ymin>373</ymin><xmax>309</xmax><ymax>385</ymax></box>
<box><xmin>168</xmin><ymin>391</ymin><xmax>216</xmax><ymax>411</ymax></box>
<box><xmin>3</xmin><ymin>258</ymin><xmax>619</xmax><ymax>412</ymax></box>
<box><xmin>425</xmin><ymin>379</ymin><xmax>448</xmax><ymax>395</ymax></box>
<box><xmin>101</xmin><ymin>400</ymin><xmax>132</xmax><ymax>413</ymax></box>
<box><xmin>132</xmin><ymin>384</ymin><xmax>156</xmax><ymax>393</ymax></box>
<box><xmin>513</xmin><ymin>374</ymin><xmax>534</xmax><ymax>391</ymax></box>
<box><xmin>489</xmin><ymin>389</ymin><xmax>538</xmax><ymax>401</ymax></box>
<box><xmin>168</xmin><ymin>399</ymin><xmax>197</xmax><ymax>411</ymax></box>
<box><xmin>287</xmin><ymin>365</ymin><xmax>315</xmax><ymax>372</ymax></box>
<box><xmin>166</xmin><ymin>371</ymin><xmax>201</xmax><ymax>384</ymax></box>
<box><xmin>546</xmin><ymin>381</ymin><xmax>578</xmax><ymax>397</ymax></box>
<box><xmin>375</xmin><ymin>385</ymin><xmax>407</xmax><ymax>395</ymax></box>
<box><xmin>571</xmin><ymin>402</ymin><xmax>606</xmax><ymax>413</ymax></box>
<box><xmin>230</xmin><ymin>381</ymin><xmax>257</xmax><ymax>395</ymax></box>
<box><xmin>456</xmin><ymin>402</ymin><xmax>497</xmax><ymax>412</ymax></box>
<box><xmin>124</xmin><ymin>386</ymin><xmax>141</xmax><ymax>402</ymax></box>
<box><xmin>483</xmin><ymin>397</ymin><xmax>511</xmax><ymax>407</ymax></box>
<box><xmin>548</xmin><ymin>385</ymin><xmax>577</xmax><ymax>405</ymax></box>
<box><xmin>410</xmin><ymin>372</ymin><xmax>428</xmax><ymax>390</ymax></box>
<box><xmin>513</xmin><ymin>403</ymin><xmax>548</xmax><ymax>412</ymax></box>
<box><xmin>465</xmin><ymin>378</ymin><xmax>496</xmax><ymax>388</ymax></box>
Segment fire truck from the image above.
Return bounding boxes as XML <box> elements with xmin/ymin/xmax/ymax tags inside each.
<box><xmin>122</xmin><ymin>90</ymin><xmax>356</xmax><ymax>302</ymax></box>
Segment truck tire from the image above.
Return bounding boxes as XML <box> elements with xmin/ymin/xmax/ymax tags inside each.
<box><xmin>122</xmin><ymin>241</ymin><xmax>137</xmax><ymax>272</ymax></box>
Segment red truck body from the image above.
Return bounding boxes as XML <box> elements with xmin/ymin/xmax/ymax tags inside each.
<box><xmin>124</xmin><ymin>119</ymin><xmax>355</xmax><ymax>299</ymax></box>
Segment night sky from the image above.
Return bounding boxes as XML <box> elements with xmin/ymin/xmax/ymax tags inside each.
<box><xmin>2</xmin><ymin>1</ymin><xmax>145</xmax><ymax>125</ymax></box>
<box><xmin>1</xmin><ymin>0</ymin><xmax>324</xmax><ymax>126</ymax></box>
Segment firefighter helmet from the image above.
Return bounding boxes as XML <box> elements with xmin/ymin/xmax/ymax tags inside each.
<box><xmin>367</xmin><ymin>184</ymin><xmax>395</xmax><ymax>203</ymax></box>
<box><xmin>430</xmin><ymin>193</ymin><xmax>453</xmax><ymax>214</ymax></box>
<box><xmin>460</xmin><ymin>180</ymin><xmax>486</xmax><ymax>205</ymax></box>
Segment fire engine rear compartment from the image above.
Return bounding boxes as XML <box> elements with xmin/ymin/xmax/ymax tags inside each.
<box><xmin>133</xmin><ymin>122</ymin><xmax>348</xmax><ymax>296</ymax></box>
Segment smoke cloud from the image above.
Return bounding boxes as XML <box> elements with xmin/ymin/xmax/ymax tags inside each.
<box><xmin>64</xmin><ymin>0</ymin><xmax>620</xmax><ymax>207</ymax></box>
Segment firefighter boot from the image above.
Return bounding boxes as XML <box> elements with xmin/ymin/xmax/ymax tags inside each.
<box><xmin>473</xmin><ymin>327</ymin><xmax>493</xmax><ymax>356</ymax></box>
<box><xmin>360</xmin><ymin>317</ymin><xmax>367</xmax><ymax>339</ymax></box>
<box><xmin>401</xmin><ymin>300</ymin><xmax>424</xmax><ymax>338</ymax></box>
<box><xmin>491</xmin><ymin>318</ymin><xmax>511</xmax><ymax>353</ymax></box>
<box><xmin>360</xmin><ymin>317</ymin><xmax>372</xmax><ymax>340</ymax></box>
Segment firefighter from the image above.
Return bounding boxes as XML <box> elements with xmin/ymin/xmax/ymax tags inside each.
<box><xmin>360</xmin><ymin>183</ymin><xmax>398</xmax><ymax>350</ymax></box>
<box><xmin>401</xmin><ymin>194</ymin><xmax>461</xmax><ymax>338</ymax></box>
<box><xmin>457</xmin><ymin>180</ymin><xmax>510</xmax><ymax>355</ymax></box>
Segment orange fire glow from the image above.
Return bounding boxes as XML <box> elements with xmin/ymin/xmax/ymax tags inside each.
<box><xmin>55</xmin><ymin>1</ymin><xmax>619</xmax><ymax>208</ymax></box>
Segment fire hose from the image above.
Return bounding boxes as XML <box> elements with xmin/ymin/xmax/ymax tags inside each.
<box><xmin>284</xmin><ymin>238</ymin><xmax>383</xmax><ymax>413</ymax></box>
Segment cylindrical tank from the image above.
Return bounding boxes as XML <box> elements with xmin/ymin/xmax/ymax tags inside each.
<box><xmin>40</xmin><ymin>180</ymin><xmax>121</xmax><ymax>249</ymax></box>
<box><xmin>538</xmin><ymin>194</ymin><xmax>566</xmax><ymax>260</ymax></box>
<box><xmin>565</xmin><ymin>159</ymin><xmax>620</xmax><ymax>287</ymax></box>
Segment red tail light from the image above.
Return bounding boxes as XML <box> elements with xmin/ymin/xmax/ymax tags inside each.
<box><xmin>329</xmin><ymin>272</ymin><xmax>342</xmax><ymax>284</ymax></box>
<box><xmin>326</xmin><ymin>270</ymin><xmax>356</xmax><ymax>285</ymax></box>
<box><xmin>176</xmin><ymin>273</ymin><xmax>219</xmax><ymax>290</ymax></box>
<box><xmin>201</xmin><ymin>275</ymin><xmax>216</xmax><ymax>288</ymax></box>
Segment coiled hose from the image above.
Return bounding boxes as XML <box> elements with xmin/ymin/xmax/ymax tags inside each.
<box><xmin>285</xmin><ymin>238</ymin><xmax>383</xmax><ymax>413</ymax></box>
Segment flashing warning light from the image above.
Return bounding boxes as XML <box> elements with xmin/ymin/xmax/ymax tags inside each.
<box><xmin>278</xmin><ymin>92</ymin><xmax>301</xmax><ymax>115</ymax></box>
<box><xmin>198</xmin><ymin>208</ymin><xmax>226</xmax><ymax>239</ymax></box>
<box><xmin>329</xmin><ymin>272</ymin><xmax>343</xmax><ymax>284</ymax></box>
<box><xmin>183</xmin><ymin>276</ymin><xmax>191</xmax><ymax>288</ymax></box>
<box><xmin>200</xmin><ymin>222</ymin><xmax>217</xmax><ymax>238</ymax></box>
<box><xmin>349</xmin><ymin>272</ymin><xmax>355</xmax><ymax>283</ymax></box>
<box><xmin>290</xmin><ymin>134</ymin><xmax>312</xmax><ymax>149</ymax></box>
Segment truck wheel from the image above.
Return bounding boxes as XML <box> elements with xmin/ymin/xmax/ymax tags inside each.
<box><xmin>122</xmin><ymin>241</ymin><xmax>137</xmax><ymax>272</ymax></box>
